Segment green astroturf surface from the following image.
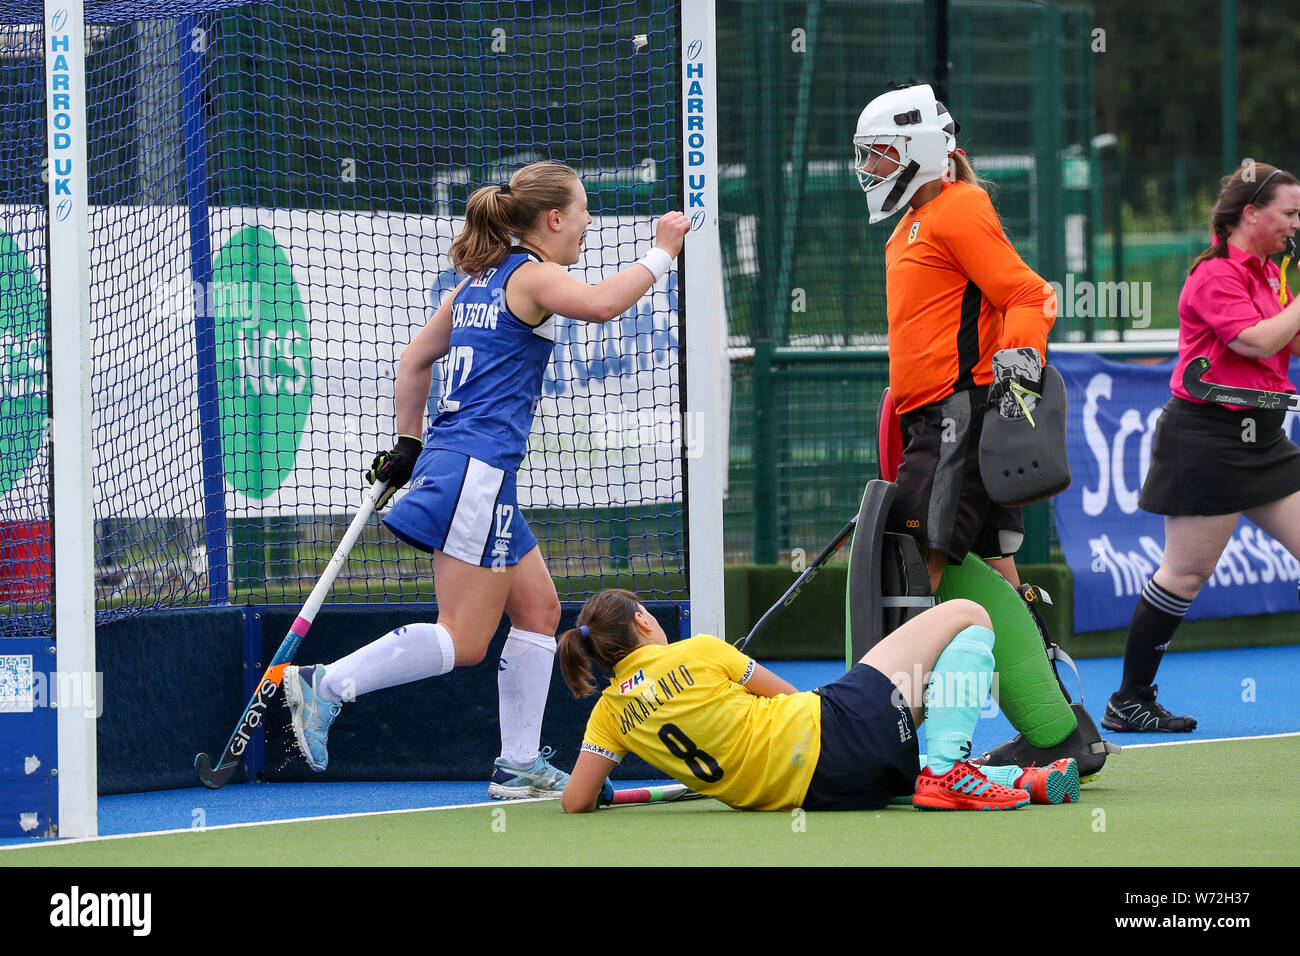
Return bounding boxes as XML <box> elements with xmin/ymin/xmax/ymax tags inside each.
<box><xmin>3</xmin><ymin>738</ymin><xmax>1296</xmax><ymax>867</ymax></box>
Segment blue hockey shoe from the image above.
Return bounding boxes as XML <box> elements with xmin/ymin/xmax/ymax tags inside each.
<box><xmin>488</xmin><ymin>746</ymin><xmax>570</xmax><ymax>799</ymax></box>
<box><xmin>284</xmin><ymin>664</ymin><xmax>342</xmax><ymax>772</ymax></box>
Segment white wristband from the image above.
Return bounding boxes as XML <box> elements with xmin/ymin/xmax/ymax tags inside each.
<box><xmin>637</xmin><ymin>246</ymin><xmax>673</xmax><ymax>281</ymax></box>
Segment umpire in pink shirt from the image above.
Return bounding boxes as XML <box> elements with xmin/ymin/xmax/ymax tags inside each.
<box><xmin>1102</xmin><ymin>162</ymin><xmax>1300</xmax><ymax>734</ymax></box>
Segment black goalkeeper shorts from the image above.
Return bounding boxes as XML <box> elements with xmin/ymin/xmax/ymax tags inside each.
<box><xmin>887</xmin><ymin>387</ymin><xmax>1024</xmax><ymax>564</ymax></box>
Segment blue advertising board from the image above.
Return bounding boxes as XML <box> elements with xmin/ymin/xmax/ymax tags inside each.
<box><xmin>1052</xmin><ymin>351</ymin><xmax>1300</xmax><ymax>633</ymax></box>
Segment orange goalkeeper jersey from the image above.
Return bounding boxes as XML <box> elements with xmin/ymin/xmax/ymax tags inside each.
<box><xmin>884</xmin><ymin>180</ymin><xmax>1055</xmax><ymax>415</ymax></box>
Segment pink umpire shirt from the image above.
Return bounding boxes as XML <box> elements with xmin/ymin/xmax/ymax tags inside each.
<box><xmin>1173</xmin><ymin>241</ymin><xmax>1298</xmax><ymax>402</ymax></box>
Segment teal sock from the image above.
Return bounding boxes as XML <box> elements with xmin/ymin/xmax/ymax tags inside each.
<box><xmin>923</xmin><ymin>625</ymin><xmax>996</xmax><ymax>775</ymax></box>
<box><xmin>918</xmin><ymin>752</ymin><xmax>1022</xmax><ymax>786</ymax></box>
<box><xmin>976</xmin><ymin>764</ymin><xmax>1022</xmax><ymax>787</ymax></box>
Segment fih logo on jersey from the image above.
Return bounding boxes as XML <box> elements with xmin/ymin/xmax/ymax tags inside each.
<box><xmin>618</xmin><ymin>669</ymin><xmax>647</xmax><ymax>694</ymax></box>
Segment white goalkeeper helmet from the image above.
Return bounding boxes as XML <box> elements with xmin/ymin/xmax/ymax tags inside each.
<box><xmin>853</xmin><ymin>83</ymin><xmax>959</xmax><ymax>223</ymax></box>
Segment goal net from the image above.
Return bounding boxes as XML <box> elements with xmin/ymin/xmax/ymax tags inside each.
<box><xmin>0</xmin><ymin>0</ymin><xmax>694</xmax><ymax>634</ymax></box>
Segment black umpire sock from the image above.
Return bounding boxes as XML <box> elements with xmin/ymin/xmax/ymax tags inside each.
<box><xmin>1118</xmin><ymin>579</ymin><xmax>1193</xmax><ymax>695</ymax></box>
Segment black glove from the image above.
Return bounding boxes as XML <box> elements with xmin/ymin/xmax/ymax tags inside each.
<box><xmin>367</xmin><ymin>435</ymin><xmax>423</xmax><ymax>507</ymax></box>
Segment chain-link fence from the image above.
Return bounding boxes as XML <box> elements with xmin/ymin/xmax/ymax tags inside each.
<box><xmin>718</xmin><ymin>0</ymin><xmax>1095</xmax><ymax>564</ymax></box>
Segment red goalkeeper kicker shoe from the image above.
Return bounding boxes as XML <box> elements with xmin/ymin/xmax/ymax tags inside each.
<box><xmin>913</xmin><ymin>761</ymin><xmax>1029</xmax><ymax>811</ymax></box>
<box><xmin>1015</xmin><ymin>758</ymin><xmax>1080</xmax><ymax>805</ymax></box>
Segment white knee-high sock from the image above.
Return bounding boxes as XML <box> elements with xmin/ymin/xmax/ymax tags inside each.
<box><xmin>319</xmin><ymin>622</ymin><xmax>456</xmax><ymax>702</ymax></box>
<box><xmin>497</xmin><ymin>626</ymin><xmax>557</xmax><ymax>765</ymax></box>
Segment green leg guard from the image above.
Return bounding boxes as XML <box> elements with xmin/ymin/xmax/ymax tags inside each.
<box><xmin>936</xmin><ymin>554</ymin><xmax>1076</xmax><ymax>748</ymax></box>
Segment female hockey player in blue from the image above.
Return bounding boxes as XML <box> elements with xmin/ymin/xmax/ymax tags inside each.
<box><xmin>283</xmin><ymin>160</ymin><xmax>691</xmax><ymax>798</ymax></box>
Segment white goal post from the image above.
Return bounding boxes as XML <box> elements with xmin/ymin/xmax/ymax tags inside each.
<box><xmin>44</xmin><ymin>0</ymin><xmax>97</xmax><ymax>839</ymax></box>
<box><xmin>681</xmin><ymin>0</ymin><xmax>726</xmax><ymax>641</ymax></box>
<box><xmin>33</xmin><ymin>0</ymin><xmax>727</xmax><ymax>839</ymax></box>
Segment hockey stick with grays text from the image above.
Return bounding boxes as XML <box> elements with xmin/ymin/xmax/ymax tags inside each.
<box><xmin>194</xmin><ymin>480</ymin><xmax>388</xmax><ymax>789</ymax></box>
<box><xmin>1183</xmin><ymin>355</ymin><xmax>1300</xmax><ymax>412</ymax></box>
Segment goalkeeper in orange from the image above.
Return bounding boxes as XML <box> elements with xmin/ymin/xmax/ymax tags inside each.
<box><xmin>850</xmin><ymin>82</ymin><xmax>1116</xmax><ymax>780</ymax></box>
<box><xmin>559</xmin><ymin>589</ymin><xmax>1079</xmax><ymax>813</ymax></box>
<box><xmin>854</xmin><ymin>82</ymin><xmax>1056</xmax><ymax>593</ymax></box>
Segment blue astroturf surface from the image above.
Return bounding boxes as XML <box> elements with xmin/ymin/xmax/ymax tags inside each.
<box><xmin>2</xmin><ymin>645</ymin><xmax>1296</xmax><ymax>847</ymax></box>
<box><xmin>775</xmin><ymin>644</ymin><xmax>1300</xmax><ymax>758</ymax></box>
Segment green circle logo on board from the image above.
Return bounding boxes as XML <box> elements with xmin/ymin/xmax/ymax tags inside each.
<box><xmin>212</xmin><ymin>226</ymin><xmax>313</xmax><ymax>499</ymax></box>
<box><xmin>0</xmin><ymin>231</ymin><xmax>47</xmax><ymax>498</ymax></box>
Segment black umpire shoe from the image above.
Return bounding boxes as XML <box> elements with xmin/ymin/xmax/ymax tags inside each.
<box><xmin>1101</xmin><ymin>685</ymin><xmax>1197</xmax><ymax>733</ymax></box>
<box><xmin>978</xmin><ymin>702</ymin><xmax>1120</xmax><ymax>783</ymax></box>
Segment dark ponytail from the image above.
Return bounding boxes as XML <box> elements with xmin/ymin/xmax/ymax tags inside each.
<box><xmin>1190</xmin><ymin>162</ymin><xmax>1299</xmax><ymax>274</ymax></box>
<box><xmin>557</xmin><ymin>588</ymin><xmax>645</xmax><ymax>698</ymax></box>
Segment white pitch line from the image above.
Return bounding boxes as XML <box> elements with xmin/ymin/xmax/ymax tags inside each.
<box><xmin>5</xmin><ymin>733</ymin><xmax>1297</xmax><ymax>851</ymax></box>
<box><xmin>0</xmin><ymin>796</ymin><xmax>555</xmax><ymax>853</ymax></box>
<box><xmin>1118</xmin><ymin>730</ymin><xmax>1300</xmax><ymax>749</ymax></box>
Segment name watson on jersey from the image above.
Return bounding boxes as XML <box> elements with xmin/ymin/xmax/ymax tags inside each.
<box><xmin>617</xmin><ymin>665</ymin><xmax>696</xmax><ymax>735</ymax></box>
<box><xmin>452</xmin><ymin>301</ymin><xmax>499</xmax><ymax>330</ymax></box>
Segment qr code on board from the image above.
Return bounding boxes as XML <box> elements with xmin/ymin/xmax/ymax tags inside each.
<box><xmin>0</xmin><ymin>654</ymin><xmax>35</xmax><ymax>713</ymax></box>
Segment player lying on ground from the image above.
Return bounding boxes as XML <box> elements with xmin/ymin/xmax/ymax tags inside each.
<box><xmin>282</xmin><ymin>161</ymin><xmax>690</xmax><ymax>798</ymax></box>
<box><xmin>560</xmin><ymin>589</ymin><xmax>1078</xmax><ymax>813</ymax></box>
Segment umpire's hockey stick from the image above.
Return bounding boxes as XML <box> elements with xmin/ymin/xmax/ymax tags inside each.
<box><xmin>1183</xmin><ymin>355</ymin><xmax>1300</xmax><ymax>412</ymax></box>
<box><xmin>734</xmin><ymin>515</ymin><xmax>858</xmax><ymax>653</ymax></box>
<box><xmin>194</xmin><ymin>480</ymin><xmax>388</xmax><ymax>789</ymax></box>
<box><xmin>608</xmin><ymin>783</ymin><xmax>709</xmax><ymax>805</ymax></box>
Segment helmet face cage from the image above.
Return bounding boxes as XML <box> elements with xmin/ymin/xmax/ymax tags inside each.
<box><xmin>852</xmin><ymin>83</ymin><xmax>959</xmax><ymax>223</ymax></box>
<box><xmin>853</xmin><ymin>134</ymin><xmax>909</xmax><ymax>192</ymax></box>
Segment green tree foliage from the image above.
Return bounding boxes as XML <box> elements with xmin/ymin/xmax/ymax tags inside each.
<box><xmin>1088</xmin><ymin>0</ymin><xmax>1300</xmax><ymax>195</ymax></box>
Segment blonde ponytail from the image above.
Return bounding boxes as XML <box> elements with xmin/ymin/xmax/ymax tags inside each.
<box><xmin>448</xmin><ymin>160</ymin><xmax>581</xmax><ymax>276</ymax></box>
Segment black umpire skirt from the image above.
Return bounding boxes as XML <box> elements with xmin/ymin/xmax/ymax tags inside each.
<box><xmin>1139</xmin><ymin>397</ymin><xmax>1300</xmax><ymax>516</ymax></box>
